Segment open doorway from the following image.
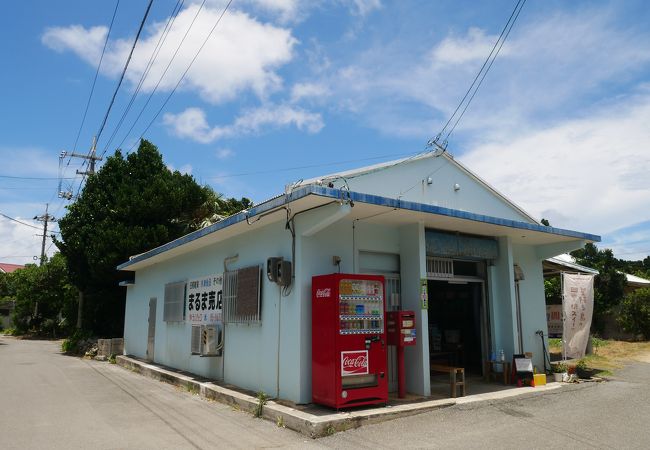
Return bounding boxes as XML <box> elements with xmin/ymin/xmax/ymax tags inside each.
<box><xmin>428</xmin><ymin>281</ymin><xmax>485</xmax><ymax>374</ymax></box>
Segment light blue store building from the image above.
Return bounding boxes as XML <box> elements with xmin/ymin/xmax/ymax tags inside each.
<box><xmin>118</xmin><ymin>151</ymin><xmax>599</xmax><ymax>404</ymax></box>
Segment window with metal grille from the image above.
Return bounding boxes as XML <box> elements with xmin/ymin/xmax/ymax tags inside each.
<box><xmin>426</xmin><ymin>257</ymin><xmax>454</xmax><ymax>278</ymax></box>
<box><xmin>223</xmin><ymin>265</ymin><xmax>262</xmax><ymax>324</ymax></box>
<box><xmin>163</xmin><ymin>281</ymin><xmax>186</xmax><ymax>322</ymax></box>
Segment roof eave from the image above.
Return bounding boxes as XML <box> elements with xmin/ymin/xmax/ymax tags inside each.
<box><xmin>118</xmin><ymin>185</ymin><xmax>600</xmax><ymax>271</ymax></box>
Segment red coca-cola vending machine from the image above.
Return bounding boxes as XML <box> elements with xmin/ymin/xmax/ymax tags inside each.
<box><xmin>311</xmin><ymin>273</ymin><xmax>388</xmax><ymax>409</ymax></box>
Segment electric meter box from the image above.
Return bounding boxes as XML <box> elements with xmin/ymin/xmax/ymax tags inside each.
<box><xmin>387</xmin><ymin>311</ymin><xmax>416</xmax><ymax>347</ymax></box>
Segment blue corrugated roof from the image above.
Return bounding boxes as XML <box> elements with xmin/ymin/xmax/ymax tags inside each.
<box><xmin>118</xmin><ymin>185</ymin><xmax>600</xmax><ymax>270</ymax></box>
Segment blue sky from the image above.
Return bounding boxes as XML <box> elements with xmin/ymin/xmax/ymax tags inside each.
<box><xmin>1</xmin><ymin>0</ymin><xmax>649</xmax><ymax>265</ymax></box>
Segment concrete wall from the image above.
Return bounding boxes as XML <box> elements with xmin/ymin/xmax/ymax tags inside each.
<box><xmin>323</xmin><ymin>155</ymin><xmax>534</xmax><ymax>223</ymax></box>
<box><xmin>484</xmin><ymin>239</ymin><xmax>555</xmax><ymax>372</ymax></box>
<box><xmin>124</xmin><ymin>219</ymin><xmax>294</xmax><ymax>399</ymax></box>
<box><xmin>295</xmin><ymin>205</ymin><xmax>403</xmax><ymax>402</ymax></box>
<box><xmin>398</xmin><ymin>222</ymin><xmax>430</xmax><ymax>397</ymax></box>
<box><xmin>512</xmin><ymin>243</ymin><xmax>548</xmax><ymax>371</ymax></box>
<box><xmin>487</xmin><ymin>236</ymin><xmax>518</xmax><ymax>361</ymax></box>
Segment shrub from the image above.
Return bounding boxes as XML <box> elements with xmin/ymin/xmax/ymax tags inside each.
<box><xmin>61</xmin><ymin>329</ymin><xmax>91</xmax><ymax>354</ymax></box>
<box><xmin>576</xmin><ymin>358</ymin><xmax>590</xmax><ymax>378</ymax></box>
<box><xmin>618</xmin><ymin>288</ymin><xmax>650</xmax><ymax>339</ymax></box>
<box><xmin>552</xmin><ymin>362</ymin><xmax>568</xmax><ymax>373</ymax></box>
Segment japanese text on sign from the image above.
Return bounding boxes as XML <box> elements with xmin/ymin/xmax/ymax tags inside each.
<box><xmin>562</xmin><ymin>273</ymin><xmax>594</xmax><ymax>359</ymax></box>
<box><xmin>187</xmin><ymin>274</ymin><xmax>223</xmax><ymax>325</ymax></box>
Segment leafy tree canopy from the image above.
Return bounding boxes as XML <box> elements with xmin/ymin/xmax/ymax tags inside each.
<box><xmin>55</xmin><ymin>140</ymin><xmax>250</xmax><ymax>336</ymax></box>
<box><xmin>3</xmin><ymin>253</ymin><xmax>77</xmax><ymax>336</ymax></box>
<box><xmin>570</xmin><ymin>243</ymin><xmax>642</xmax><ymax>333</ymax></box>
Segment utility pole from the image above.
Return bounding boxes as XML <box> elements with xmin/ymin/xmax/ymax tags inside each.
<box><xmin>68</xmin><ymin>136</ymin><xmax>102</xmax><ymax>329</ymax></box>
<box><xmin>59</xmin><ymin>136</ymin><xmax>103</xmax><ymax>199</ymax></box>
<box><xmin>33</xmin><ymin>203</ymin><xmax>56</xmax><ymax>319</ymax></box>
<box><xmin>34</xmin><ymin>203</ymin><xmax>56</xmax><ymax>266</ymax></box>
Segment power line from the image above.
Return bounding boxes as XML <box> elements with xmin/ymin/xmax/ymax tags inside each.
<box><xmin>0</xmin><ymin>213</ymin><xmax>42</xmax><ymax>231</ymax></box>
<box><xmin>95</xmin><ymin>0</ymin><xmax>155</xmax><ymax>146</ymax></box>
<box><xmin>73</xmin><ymin>0</ymin><xmax>155</xmax><ymax>199</ymax></box>
<box><xmin>127</xmin><ymin>0</ymin><xmax>233</xmax><ymax>152</ymax></box>
<box><xmin>57</xmin><ymin>1</ymin><xmax>121</xmax><ymax>203</ymax></box>
<box><xmin>101</xmin><ymin>0</ymin><xmax>186</xmax><ymax>155</ymax></box>
<box><xmin>445</xmin><ymin>0</ymin><xmax>527</xmax><ymax>141</ymax></box>
<box><xmin>72</xmin><ymin>0</ymin><xmax>121</xmax><ymax>154</ymax></box>
<box><xmin>114</xmin><ymin>0</ymin><xmax>210</xmax><ymax>155</ymax></box>
<box><xmin>0</xmin><ymin>174</ymin><xmax>77</xmax><ymax>180</ymax></box>
<box><xmin>429</xmin><ymin>0</ymin><xmax>527</xmax><ymax>149</ymax></box>
<box><xmin>33</xmin><ymin>204</ymin><xmax>57</xmax><ymax>265</ymax></box>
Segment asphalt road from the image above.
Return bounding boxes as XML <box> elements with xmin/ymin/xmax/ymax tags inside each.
<box><xmin>0</xmin><ymin>337</ymin><xmax>314</xmax><ymax>450</ymax></box>
<box><xmin>319</xmin><ymin>359</ymin><xmax>650</xmax><ymax>449</ymax></box>
<box><xmin>2</xmin><ymin>337</ymin><xmax>650</xmax><ymax>449</ymax></box>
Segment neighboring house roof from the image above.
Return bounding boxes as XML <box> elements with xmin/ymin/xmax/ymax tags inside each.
<box><xmin>293</xmin><ymin>151</ymin><xmax>540</xmax><ymax>224</ymax></box>
<box><xmin>544</xmin><ymin>254</ymin><xmax>599</xmax><ymax>276</ymax></box>
<box><xmin>0</xmin><ymin>263</ymin><xmax>24</xmax><ymax>274</ymax></box>
<box><xmin>625</xmin><ymin>273</ymin><xmax>650</xmax><ymax>288</ymax></box>
<box><xmin>545</xmin><ymin>254</ymin><xmax>650</xmax><ymax>288</ymax></box>
<box><xmin>119</xmin><ymin>185</ymin><xmax>600</xmax><ymax>271</ymax></box>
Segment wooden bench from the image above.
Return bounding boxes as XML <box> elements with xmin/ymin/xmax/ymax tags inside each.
<box><xmin>430</xmin><ymin>364</ymin><xmax>466</xmax><ymax>398</ymax></box>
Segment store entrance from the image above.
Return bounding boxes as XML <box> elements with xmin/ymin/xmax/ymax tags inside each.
<box><xmin>428</xmin><ymin>280</ymin><xmax>485</xmax><ymax>374</ymax></box>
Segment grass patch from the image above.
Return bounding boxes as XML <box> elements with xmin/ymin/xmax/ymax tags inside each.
<box><xmin>254</xmin><ymin>391</ymin><xmax>268</xmax><ymax>418</ymax></box>
<box><xmin>549</xmin><ymin>339</ymin><xmax>650</xmax><ymax>375</ymax></box>
<box><xmin>186</xmin><ymin>384</ymin><xmax>199</xmax><ymax>395</ymax></box>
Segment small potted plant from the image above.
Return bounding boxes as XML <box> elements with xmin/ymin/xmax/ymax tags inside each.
<box><xmin>551</xmin><ymin>362</ymin><xmax>568</xmax><ymax>382</ymax></box>
<box><xmin>576</xmin><ymin>358</ymin><xmax>590</xmax><ymax>379</ymax></box>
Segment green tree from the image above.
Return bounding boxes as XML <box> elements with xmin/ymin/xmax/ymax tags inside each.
<box><xmin>7</xmin><ymin>254</ymin><xmax>77</xmax><ymax>336</ymax></box>
<box><xmin>619</xmin><ymin>288</ymin><xmax>650</xmax><ymax>339</ymax></box>
<box><xmin>55</xmin><ymin>140</ymin><xmax>248</xmax><ymax>336</ymax></box>
<box><xmin>544</xmin><ymin>277</ymin><xmax>561</xmax><ymax>304</ymax></box>
<box><xmin>571</xmin><ymin>243</ymin><xmax>627</xmax><ymax>333</ymax></box>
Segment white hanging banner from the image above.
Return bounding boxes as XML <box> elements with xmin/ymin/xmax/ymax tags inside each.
<box><xmin>562</xmin><ymin>273</ymin><xmax>595</xmax><ymax>359</ymax></box>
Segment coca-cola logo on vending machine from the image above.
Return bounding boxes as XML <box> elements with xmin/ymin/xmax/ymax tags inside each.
<box><xmin>315</xmin><ymin>288</ymin><xmax>331</xmax><ymax>298</ymax></box>
<box><xmin>341</xmin><ymin>350</ymin><xmax>369</xmax><ymax>376</ymax></box>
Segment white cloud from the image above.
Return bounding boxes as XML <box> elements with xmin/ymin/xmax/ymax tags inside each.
<box><xmin>0</xmin><ymin>147</ymin><xmax>62</xmax><ymax>177</ymax></box>
<box><xmin>290</xmin><ymin>82</ymin><xmax>330</xmax><ymax>102</ymax></box>
<box><xmin>431</xmin><ymin>27</ymin><xmax>503</xmax><ymax>65</ymax></box>
<box><xmin>216</xmin><ymin>148</ymin><xmax>234</xmax><ymax>159</ymax></box>
<box><xmin>344</xmin><ymin>0</ymin><xmax>382</xmax><ymax>16</ymax></box>
<box><xmin>167</xmin><ymin>163</ymin><xmax>193</xmax><ymax>175</ymax></box>
<box><xmin>459</xmin><ymin>92</ymin><xmax>650</xmax><ymax>236</ymax></box>
<box><xmin>245</xmin><ymin>0</ymin><xmax>302</xmax><ymax>22</ymax></box>
<box><xmin>600</xmin><ymin>221</ymin><xmax>650</xmax><ymax>261</ymax></box>
<box><xmin>0</xmin><ymin>209</ymin><xmax>56</xmax><ymax>265</ymax></box>
<box><xmin>163</xmin><ymin>104</ymin><xmax>324</xmax><ymax>143</ymax></box>
<box><xmin>42</xmin><ymin>5</ymin><xmax>297</xmax><ymax>104</ymax></box>
<box><xmin>318</xmin><ymin>7</ymin><xmax>650</xmax><ymax>139</ymax></box>
<box><xmin>41</xmin><ymin>25</ymin><xmax>107</xmax><ymax>66</ymax></box>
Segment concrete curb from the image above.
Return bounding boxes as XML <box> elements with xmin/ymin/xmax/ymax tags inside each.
<box><xmin>116</xmin><ymin>356</ymin><xmax>565</xmax><ymax>437</ymax></box>
<box><xmin>116</xmin><ymin>355</ymin><xmax>455</xmax><ymax>437</ymax></box>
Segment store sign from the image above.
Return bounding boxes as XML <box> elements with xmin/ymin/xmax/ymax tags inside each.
<box><xmin>562</xmin><ymin>273</ymin><xmax>594</xmax><ymax>359</ymax></box>
<box><xmin>187</xmin><ymin>274</ymin><xmax>223</xmax><ymax>325</ymax></box>
<box><xmin>546</xmin><ymin>305</ymin><xmax>563</xmax><ymax>337</ymax></box>
<box><xmin>341</xmin><ymin>350</ymin><xmax>368</xmax><ymax>376</ymax></box>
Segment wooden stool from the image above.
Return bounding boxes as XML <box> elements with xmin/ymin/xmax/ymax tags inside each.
<box><xmin>430</xmin><ymin>364</ymin><xmax>466</xmax><ymax>398</ymax></box>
